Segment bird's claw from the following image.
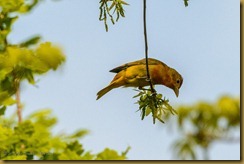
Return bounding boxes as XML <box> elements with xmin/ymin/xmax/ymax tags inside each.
<box><xmin>138</xmin><ymin>86</ymin><xmax>150</xmax><ymax>91</ymax></box>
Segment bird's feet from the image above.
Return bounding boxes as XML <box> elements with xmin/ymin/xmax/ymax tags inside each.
<box><xmin>138</xmin><ymin>86</ymin><xmax>151</xmax><ymax>91</ymax></box>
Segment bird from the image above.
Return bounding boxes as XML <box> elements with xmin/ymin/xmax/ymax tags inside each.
<box><xmin>96</xmin><ymin>58</ymin><xmax>183</xmax><ymax>100</ymax></box>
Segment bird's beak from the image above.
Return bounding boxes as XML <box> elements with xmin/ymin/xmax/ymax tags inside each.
<box><xmin>173</xmin><ymin>88</ymin><xmax>179</xmax><ymax>97</ymax></box>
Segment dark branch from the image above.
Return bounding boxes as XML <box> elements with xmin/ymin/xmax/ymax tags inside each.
<box><xmin>143</xmin><ymin>0</ymin><xmax>155</xmax><ymax>95</ymax></box>
<box><xmin>143</xmin><ymin>0</ymin><xmax>159</xmax><ymax>124</ymax></box>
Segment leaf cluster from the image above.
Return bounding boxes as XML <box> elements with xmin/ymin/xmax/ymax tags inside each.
<box><xmin>0</xmin><ymin>0</ymin><xmax>65</xmax><ymax>114</ymax></box>
<box><xmin>98</xmin><ymin>0</ymin><xmax>189</xmax><ymax>32</ymax></box>
<box><xmin>0</xmin><ymin>109</ymin><xmax>129</xmax><ymax>160</ymax></box>
<box><xmin>0</xmin><ymin>1</ymin><xmax>129</xmax><ymax>160</ymax></box>
<box><xmin>134</xmin><ymin>89</ymin><xmax>177</xmax><ymax>124</ymax></box>
<box><xmin>0</xmin><ymin>42</ymin><xmax>65</xmax><ymax>111</ymax></box>
<box><xmin>0</xmin><ymin>0</ymin><xmax>39</xmax><ymax>14</ymax></box>
<box><xmin>0</xmin><ymin>0</ymin><xmax>41</xmax><ymax>52</ymax></box>
<box><xmin>168</xmin><ymin>96</ymin><xmax>240</xmax><ymax>160</ymax></box>
<box><xmin>99</xmin><ymin>0</ymin><xmax>129</xmax><ymax>31</ymax></box>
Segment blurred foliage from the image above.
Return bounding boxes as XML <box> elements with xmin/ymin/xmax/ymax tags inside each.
<box><xmin>0</xmin><ymin>0</ymin><xmax>65</xmax><ymax>113</ymax></box>
<box><xmin>0</xmin><ymin>0</ymin><xmax>128</xmax><ymax>160</ymax></box>
<box><xmin>134</xmin><ymin>89</ymin><xmax>177</xmax><ymax>124</ymax></box>
<box><xmin>0</xmin><ymin>109</ymin><xmax>129</xmax><ymax>160</ymax></box>
<box><xmin>164</xmin><ymin>95</ymin><xmax>240</xmax><ymax>160</ymax></box>
<box><xmin>0</xmin><ymin>0</ymin><xmax>41</xmax><ymax>51</ymax></box>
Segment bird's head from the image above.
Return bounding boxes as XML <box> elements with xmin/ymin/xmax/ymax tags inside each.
<box><xmin>167</xmin><ymin>68</ymin><xmax>183</xmax><ymax>97</ymax></box>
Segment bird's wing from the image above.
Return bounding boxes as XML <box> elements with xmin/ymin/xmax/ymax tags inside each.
<box><xmin>109</xmin><ymin>58</ymin><xmax>166</xmax><ymax>73</ymax></box>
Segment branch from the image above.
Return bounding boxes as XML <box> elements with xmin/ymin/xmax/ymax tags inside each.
<box><xmin>15</xmin><ymin>79</ymin><xmax>22</xmax><ymax>123</ymax></box>
<box><xmin>143</xmin><ymin>0</ymin><xmax>155</xmax><ymax>94</ymax></box>
<box><xmin>143</xmin><ymin>0</ymin><xmax>159</xmax><ymax>124</ymax></box>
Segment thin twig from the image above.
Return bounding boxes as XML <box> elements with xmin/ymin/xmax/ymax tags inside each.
<box><xmin>143</xmin><ymin>0</ymin><xmax>155</xmax><ymax>94</ymax></box>
<box><xmin>15</xmin><ymin>80</ymin><xmax>22</xmax><ymax>123</ymax></box>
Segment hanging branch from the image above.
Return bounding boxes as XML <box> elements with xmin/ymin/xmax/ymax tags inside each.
<box><xmin>143</xmin><ymin>0</ymin><xmax>155</xmax><ymax>95</ymax></box>
<box><xmin>143</xmin><ymin>0</ymin><xmax>158</xmax><ymax>124</ymax></box>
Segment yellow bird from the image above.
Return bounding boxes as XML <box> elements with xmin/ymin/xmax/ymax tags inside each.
<box><xmin>97</xmin><ymin>58</ymin><xmax>183</xmax><ymax>100</ymax></box>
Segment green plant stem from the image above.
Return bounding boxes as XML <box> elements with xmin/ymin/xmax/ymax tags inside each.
<box><xmin>16</xmin><ymin>81</ymin><xmax>22</xmax><ymax>123</ymax></box>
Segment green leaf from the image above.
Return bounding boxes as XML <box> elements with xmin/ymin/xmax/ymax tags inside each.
<box><xmin>36</xmin><ymin>42</ymin><xmax>65</xmax><ymax>70</ymax></box>
<box><xmin>134</xmin><ymin>90</ymin><xmax>176</xmax><ymax>124</ymax></box>
<box><xmin>2</xmin><ymin>97</ymin><xmax>16</xmax><ymax>106</ymax></box>
<box><xmin>96</xmin><ymin>148</ymin><xmax>126</xmax><ymax>160</ymax></box>
<box><xmin>0</xmin><ymin>106</ymin><xmax>7</xmax><ymax>116</ymax></box>
<box><xmin>156</xmin><ymin>94</ymin><xmax>162</xmax><ymax>99</ymax></box>
<box><xmin>66</xmin><ymin>141</ymin><xmax>84</xmax><ymax>156</ymax></box>
<box><xmin>0</xmin><ymin>67</ymin><xmax>13</xmax><ymax>81</ymax></box>
<box><xmin>68</xmin><ymin>130</ymin><xmax>89</xmax><ymax>139</ymax></box>
<box><xmin>25</xmin><ymin>70</ymin><xmax>35</xmax><ymax>84</ymax></box>
<box><xmin>99</xmin><ymin>0</ymin><xmax>128</xmax><ymax>31</ymax></box>
<box><xmin>20</xmin><ymin>36</ymin><xmax>41</xmax><ymax>47</ymax></box>
<box><xmin>14</xmin><ymin>121</ymin><xmax>35</xmax><ymax>137</ymax></box>
<box><xmin>183</xmin><ymin>0</ymin><xmax>189</xmax><ymax>7</ymax></box>
<box><xmin>81</xmin><ymin>152</ymin><xmax>95</xmax><ymax>160</ymax></box>
<box><xmin>3</xmin><ymin>155</ymin><xmax>27</xmax><ymax>160</ymax></box>
<box><xmin>18</xmin><ymin>0</ymin><xmax>39</xmax><ymax>13</ymax></box>
<box><xmin>145</xmin><ymin>106</ymin><xmax>151</xmax><ymax>116</ymax></box>
<box><xmin>41</xmin><ymin>153</ymin><xmax>59</xmax><ymax>160</ymax></box>
<box><xmin>121</xmin><ymin>1</ymin><xmax>129</xmax><ymax>5</ymax></box>
<box><xmin>0</xmin><ymin>0</ymin><xmax>23</xmax><ymax>13</ymax></box>
<box><xmin>27</xmin><ymin>109</ymin><xmax>57</xmax><ymax>128</ymax></box>
<box><xmin>121</xmin><ymin>146</ymin><xmax>130</xmax><ymax>157</ymax></box>
<box><xmin>0</xmin><ymin>91</ymin><xmax>16</xmax><ymax>106</ymax></box>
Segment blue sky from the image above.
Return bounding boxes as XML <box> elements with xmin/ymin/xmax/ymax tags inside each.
<box><xmin>7</xmin><ymin>0</ymin><xmax>240</xmax><ymax>160</ymax></box>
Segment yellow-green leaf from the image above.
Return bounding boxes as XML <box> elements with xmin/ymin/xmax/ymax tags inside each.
<box><xmin>36</xmin><ymin>42</ymin><xmax>65</xmax><ymax>70</ymax></box>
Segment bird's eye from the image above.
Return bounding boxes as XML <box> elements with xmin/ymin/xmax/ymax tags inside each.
<box><xmin>176</xmin><ymin>80</ymin><xmax>180</xmax><ymax>84</ymax></box>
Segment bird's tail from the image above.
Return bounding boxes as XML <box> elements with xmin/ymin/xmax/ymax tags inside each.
<box><xmin>96</xmin><ymin>85</ymin><xmax>113</xmax><ymax>100</ymax></box>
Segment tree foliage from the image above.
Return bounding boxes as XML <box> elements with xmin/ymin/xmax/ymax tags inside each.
<box><xmin>0</xmin><ymin>0</ymin><xmax>128</xmax><ymax>160</ymax></box>
<box><xmin>0</xmin><ymin>0</ymin><xmax>65</xmax><ymax>112</ymax></box>
<box><xmin>1</xmin><ymin>0</ymin><xmax>239</xmax><ymax>161</ymax></box>
<box><xmin>165</xmin><ymin>96</ymin><xmax>240</xmax><ymax>160</ymax></box>
<box><xmin>134</xmin><ymin>89</ymin><xmax>177</xmax><ymax>124</ymax></box>
<box><xmin>0</xmin><ymin>109</ymin><xmax>129</xmax><ymax>160</ymax></box>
